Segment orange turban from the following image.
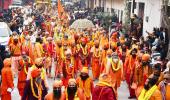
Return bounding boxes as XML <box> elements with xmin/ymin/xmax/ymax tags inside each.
<box><xmin>31</xmin><ymin>68</ymin><xmax>41</xmax><ymax>78</ymax></box>
<box><xmin>3</xmin><ymin>58</ymin><xmax>11</xmax><ymax>67</ymax></box>
<box><xmin>53</xmin><ymin>80</ymin><xmax>63</xmax><ymax>88</ymax></box>
<box><xmin>120</xmin><ymin>36</ymin><xmax>125</xmax><ymax>44</ymax></box>
<box><xmin>98</xmin><ymin>73</ymin><xmax>111</xmax><ymax>84</ymax></box>
<box><xmin>81</xmin><ymin>67</ymin><xmax>88</xmax><ymax>73</ymax></box>
<box><xmin>111</xmin><ymin>42</ymin><xmax>117</xmax><ymax>48</ymax></box>
<box><xmin>142</xmin><ymin>54</ymin><xmax>150</xmax><ymax>61</ymax></box>
<box><xmin>35</xmin><ymin>58</ymin><xmax>43</xmax><ymax>66</ymax></box>
<box><xmin>112</xmin><ymin>32</ymin><xmax>118</xmax><ymax>38</ymax></box>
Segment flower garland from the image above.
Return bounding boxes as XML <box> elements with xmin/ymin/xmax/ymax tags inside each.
<box><xmin>22</xmin><ymin>58</ymin><xmax>31</xmax><ymax>75</ymax></box>
<box><xmin>65</xmin><ymin>58</ymin><xmax>74</xmax><ymax>77</ymax></box>
<box><xmin>80</xmin><ymin>44</ymin><xmax>87</xmax><ymax>55</ymax></box>
<box><xmin>30</xmin><ymin>77</ymin><xmax>42</xmax><ymax>99</ymax></box>
<box><xmin>93</xmin><ymin>47</ymin><xmax>101</xmax><ymax>58</ymax></box>
<box><xmin>111</xmin><ymin>59</ymin><xmax>121</xmax><ymax>72</ymax></box>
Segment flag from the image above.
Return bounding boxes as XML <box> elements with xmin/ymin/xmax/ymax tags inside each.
<box><xmin>58</xmin><ymin>0</ymin><xmax>64</xmax><ymax>18</ymax></box>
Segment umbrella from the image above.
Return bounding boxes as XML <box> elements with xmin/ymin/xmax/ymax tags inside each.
<box><xmin>70</xmin><ymin>19</ymin><xmax>95</xmax><ymax>29</ymax></box>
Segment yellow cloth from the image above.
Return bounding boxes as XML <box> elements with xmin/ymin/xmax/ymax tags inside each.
<box><xmin>138</xmin><ymin>85</ymin><xmax>158</xmax><ymax>100</ymax></box>
<box><xmin>78</xmin><ymin>78</ymin><xmax>91</xmax><ymax>98</ymax></box>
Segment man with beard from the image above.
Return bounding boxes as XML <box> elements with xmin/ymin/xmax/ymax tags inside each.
<box><xmin>45</xmin><ymin>80</ymin><xmax>63</xmax><ymax>100</ymax></box>
<box><xmin>76</xmin><ymin>67</ymin><xmax>94</xmax><ymax>100</ymax></box>
<box><xmin>138</xmin><ymin>74</ymin><xmax>162</xmax><ymax>100</ymax></box>
<box><xmin>78</xmin><ymin>37</ymin><xmax>90</xmax><ymax>70</ymax></box>
<box><xmin>26</xmin><ymin>58</ymin><xmax>48</xmax><ymax>98</ymax></box>
<box><xmin>92</xmin><ymin>73</ymin><xmax>117</xmax><ymax>100</ymax></box>
<box><xmin>134</xmin><ymin>53</ymin><xmax>151</xmax><ymax>97</ymax></box>
<box><xmin>124</xmin><ymin>48</ymin><xmax>138</xmax><ymax>99</ymax></box>
<box><xmin>61</xmin><ymin>78</ymin><xmax>85</xmax><ymax>100</ymax></box>
<box><xmin>17</xmin><ymin>52</ymin><xmax>33</xmax><ymax>97</ymax></box>
<box><xmin>91</xmin><ymin>40</ymin><xmax>101</xmax><ymax>80</ymax></box>
<box><xmin>104</xmin><ymin>52</ymin><xmax>123</xmax><ymax>97</ymax></box>
<box><xmin>22</xmin><ymin>68</ymin><xmax>47</xmax><ymax>100</ymax></box>
<box><xmin>152</xmin><ymin>63</ymin><xmax>164</xmax><ymax>85</ymax></box>
<box><xmin>100</xmin><ymin>42</ymin><xmax>109</xmax><ymax>73</ymax></box>
<box><xmin>9</xmin><ymin>36</ymin><xmax>22</xmax><ymax>76</ymax></box>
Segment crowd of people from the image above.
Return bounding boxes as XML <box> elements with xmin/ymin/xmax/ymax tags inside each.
<box><xmin>0</xmin><ymin>2</ymin><xmax>170</xmax><ymax>100</ymax></box>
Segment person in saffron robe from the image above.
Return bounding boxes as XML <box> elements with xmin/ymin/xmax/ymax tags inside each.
<box><xmin>26</xmin><ymin>58</ymin><xmax>49</xmax><ymax>95</ymax></box>
<box><xmin>17</xmin><ymin>52</ymin><xmax>33</xmax><ymax>97</ymax></box>
<box><xmin>45</xmin><ymin>80</ymin><xmax>63</xmax><ymax>100</ymax></box>
<box><xmin>92</xmin><ymin>73</ymin><xmax>117</xmax><ymax>100</ymax></box>
<box><xmin>21</xmin><ymin>35</ymin><xmax>34</xmax><ymax>61</ymax></box>
<box><xmin>152</xmin><ymin>63</ymin><xmax>164</xmax><ymax>85</ymax></box>
<box><xmin>1</xmin><ymin>58</ymin><xmax>14</xmax><ymax>100</ymax></box>
<box><xmin>124</xmin><ymin>48</ymin><xmax>138</xmax><ymax>99</ymax></box>
<box><xmin>100</xmin><ymin>43</ymin><xmax>109</xmax><ymax>73</ymax></box>
<box><xmin>105</xmin><ymin>52</ymin><xmax>123</xmax><ymax>93</ymax></box>
<box><xmin>62</xmin><ymin>49</ymin><xmax>75</xmax><ymax>87</ymax></box>
<box><xmin>158</xmin><ymin>73</ymin><xmax>170</xmax><ymax>100</ymax></box>
<box><xmin>91</xmin><ymin>40</ymin><xmax>101</xmax><ymax>80</ymax></box>
<box><xmin>22</xmin><ymin>68</ymin><xmax>47</xmax><ymax>100</ymax></box>
<box><xmin>55</xmin><ymin>40</ymin><xmax>63</xmax><ymax>78</ymax></box>
<box><xmin>45</xmin><ymin>37</ymin><xmax>55</xmax><ymax>77</ymax></box>
<box><xmin>34</xmin><ymin>37</ymin><xmax>44</xmax><ymax>59</ymax></box>
<box><xmin>138</xmin><ymin>74</ymin><xmax>162</xmax><ymax>100</ymax></box>
<box><xmin>134</xmin><ymin>53</ymin><xmax>151</xmax><ymax>97</ymax></box>
<box><xmin>9</xmin><ymin>36</ymin><xmax>22</xmax><ymax>76</ymax></box>
<box><xmin>76</xmin><ymin>67</ymin><xmax>94</xmax><ymax>100</ymax></box>
<box><xmin>61</xmin><ymin>78</ymin><xmax>85</xmax><ymax>100</ymax></box>
<box><xmin>78</xmin><ymin>37</ymin><xmax>90</xmax><ymax>70</ymax></box>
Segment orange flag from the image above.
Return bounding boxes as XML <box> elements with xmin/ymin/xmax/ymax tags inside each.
<box><xmin>58</xmin><ymin>0</ymin><xmax>64</xmax><ymax>18</ymax></box>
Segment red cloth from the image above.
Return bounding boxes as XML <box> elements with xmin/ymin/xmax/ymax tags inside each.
<box><xmin>92</xmin><ymin>85</ymin><xmax>117</xmax><ymax>100</ymax></box>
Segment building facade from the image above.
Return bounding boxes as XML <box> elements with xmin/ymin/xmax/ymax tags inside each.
<box><xmin>87</xmin><ymin>0</ymin><xmax>163</xmax><ymax>38</ymax></box>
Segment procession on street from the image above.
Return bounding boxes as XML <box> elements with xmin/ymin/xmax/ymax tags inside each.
<box><xmin>0</xmin><ymin>0</ymin><xmax>170</xmax><ymax>100</ymax></box>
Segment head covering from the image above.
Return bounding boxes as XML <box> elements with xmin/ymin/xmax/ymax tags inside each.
<box><xmin>111</xmin><ymin>42</ymin><xmax>117</xmax><ymax>48</ymax></box>
<box><xmin>142</xmin><ymin>54</ymin><xmax>150</xmax><ymax>61</ymax></box>
<box><xmin>35</xmin><ymin>58</ymin><xmax>43</xmax><ymax>66</ymax></box>
<box><xmin>47</xmin><ymin>37</ymin><xmax>53</xmax><ymax>41</ymax></box>
<box><xmin>107</xmin><ymin>49</ymin><xmax>113</xmax><ymax>55</ymax></box>
<box><xmin>112</xmin><ymin>32</ymin><xmax>118</xmax><ymax>38</ymax></box>
<box><xmin>31</xmin><ymin>68</ymin><xmax>41</xmax><ymax>78</ymax></box>
<box><xmin>81</xmin><ymin>37</ymin><xmax>88</xmax><ymax>43</ymax></box>
<box><xmin>68</xmin><ymin>78</ymin><xmax>76</xmax><ymax>84</ymax></box>
<box><xmin>81</xmin><ymin>67</ymin><xmax>88</xmax><ymax>73</ymax></box>
<box><xmin>53</xmin><ymin>80</ymin><xmax>63</xmax><ymax>88</ymax></box>
<box><xmin>98</xmin><ymin>73</ymin><xmax>111</xmax><ymax>84</ymax></box>
<box><xmin>3</xmin><ymin>58</ymin><xmax>11</xmax><ymax>67</ymax></box>
<box><xmin>119</xmin><ymin>36</ymin><xmax>125</xmax><ymax>44</ymax></box>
